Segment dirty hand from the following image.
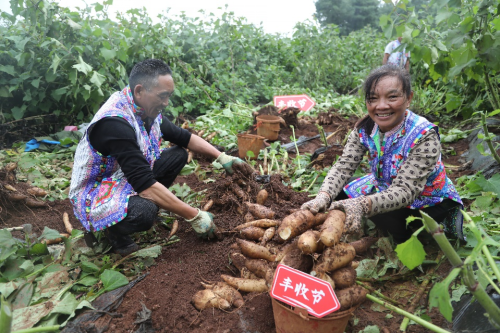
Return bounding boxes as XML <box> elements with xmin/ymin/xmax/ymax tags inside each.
<box><xmin>300</xmin><ymin>191</ymin><xmax>331</xmax><ymax>214</ymax></box>
<box><xmin>215</xmin><ymin>152</ymin><xmax>253</xmax><ymax>176</ymax></box>
<box><xmin>186</xmin><ymin>209</ymin><xmax>219</xmax><ymax>239</ymax></box>
<box><xmin>328</xmin><ymin>196</ymin><xmax>371</xmax><ymax>233</ymax></box>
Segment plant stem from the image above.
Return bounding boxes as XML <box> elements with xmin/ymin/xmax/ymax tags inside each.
<box><xmin>13</xmin><ymin>325</ymin><xmax>61</xmax><ymax>333</ymax></box>
<box><xmin>366</xmin><ymin>294</ymin><xmax>449</xmax><ymax>333</ymax></box>
<box><xmin>480</xmin><ymin>111</ymin><xmax>500</xmax><ymax>165</ymax></box>
<box><xmin>305</xmin><ymin>174</ymin><xmax>319</xmax><ymax>193</ymax></box>
<box><xmin>355</xmin><ymin>281</ymin><xmax>403</xmax><ymax>307</ymax></box>
<box><xmin>400</xmin><ymin>253</ymin><xmax>443</xmax><ymax>332</ymax></box>
<box><xmin>485</xmin><ymin>73</ymin><xmax>500</xmax><ymax>110</ymax></box>
<box><xmin>0</xmin><ymin>295</ymin><xmax>12</xmax><ymax>333</ymax></box>
<box><xmin>421</xmin><ymin>211</ymin><xmax>500</xmax><ymax>329</ymax></box>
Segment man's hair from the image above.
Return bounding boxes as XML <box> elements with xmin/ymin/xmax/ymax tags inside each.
<box><xmin>129</xmin><ymin>59</ymin><xmax>172</xmax><ymax>94</ymax></box>
<box><xmin>356</xmin><ymin>65</ymin><xmax>412</xmax><ymax>132</ymax></box>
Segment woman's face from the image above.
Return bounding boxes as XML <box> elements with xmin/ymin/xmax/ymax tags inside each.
<box><xmin>366</xmin><ymin>76</ymin><xmax>413</xmax><ymax>133</ymax></box>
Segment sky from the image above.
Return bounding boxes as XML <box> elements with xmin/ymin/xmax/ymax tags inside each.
<box><xmin>0</xmin><ymin>0</ymin><xmax>318</xmax><ymax>35</ymax></box>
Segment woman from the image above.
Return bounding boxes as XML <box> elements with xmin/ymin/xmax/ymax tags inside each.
<box><xmin>302</xmin><ymin>65</ymin><xmax>463</xmax><ymax>242</ymax></box>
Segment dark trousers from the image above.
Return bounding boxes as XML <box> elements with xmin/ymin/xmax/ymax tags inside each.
<box><xmin>105</xmin><ymin>146</ymin><xmax>188</xmax><ymax>248</ymax></box>
<box><xmin>335</xmin><ymin>191</ymin><xmax>460</xmax><ymax>243</ymax></box>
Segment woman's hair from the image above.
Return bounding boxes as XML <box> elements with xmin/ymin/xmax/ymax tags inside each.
<box><xmin>356</xmin><ymin>65</ymin><xmax>412</xmax><ymax>132</ymax></box>
<box><xmin>129</xmin><ymin>59</ymin><xmax>172</xmax><ymax>95</ymax></box>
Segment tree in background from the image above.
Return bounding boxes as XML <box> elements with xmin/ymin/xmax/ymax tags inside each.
<box><xmin>315</xmin><ymin>0</ymin><xmax>381</xmax><ymax>35</ymax></box>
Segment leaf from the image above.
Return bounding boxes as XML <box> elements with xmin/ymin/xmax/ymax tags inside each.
<box><xmin>0</xmin><ymin>229</ymin><xmax>16</xmax><ymax>249</ymax></box>
<box><xmin>429</xmin><ymin>268</ymin><xmax>461</xmax><ymax>322</ymax></box>
<box><xmin>49</xmin><ymin>54</ymin><xmax>61</xmax><ymax>74</ymax></box>
<box><xmin>100</xmin><ymin>269</ymin><xmax>128</xmax><ymax>292</ymax></box>
<box><xmin>488</xmin><ymin>109</ymin><xmax>500</xmax><ymax>117</ymax></box>
<box><xmin>11</xmin><ymin>106</ymin><xmax>26</xmax><ymax>120</ymax></box>
<box><xmin>476</xmin><ymin>174</ymin><xmax>500</xmax><ymax>195</ymax></box>
<box><xmin>355</xmin><ymin>258</ymin><xmax>380</xmax><ymax>279</ymax></box>
<box><xmin>31</xmin><ymin>78</ymin><xmax>41</xmax><ymax>88</ymax></box>
<box><xmin>60</xmin><ymin>300</ymin><xmax>93</xmax><ymax>327</ymax></box>
<box><xmin>451</xmin><ymin>284</ymin><xmax>469</xmax><ymax>303</ymax></box>
<box><xmin>395</xmin><ymin>235</ymin><xmax>426</xmax><ymax>270</ymax></box>
<box><xmin>133</xmin><ymin>245</ymin><xmax>162</xmax><ymax>258</ymax></box>
<box><xmin>89</xmin><ymin>71</ymin><xmax>105</xmax><ymax>87</ymax></box>
<box><xmin>360</xmin><ymin>325</ymin><xmax>380</xmax><ymax>333</ymax></box>
<box><xmin>66</xmin><ymin>18</ymin><xmax>82</xmax><ymax>30</ymax></box>
<box><xmin>30</xmin><ymin>243</ymin><xmax>49</xmax><ymax>256</ymax></box>
<box><xmin>72</xmin><ymin>56</ymin><xmax>92</xmax><ymax>75</ymax></box>
<box><xmin>81</xmin><ymin>261</ymin><xmax>100</xmax><ymax>273</ymax></box>
<box><xmin>11</xmin><ymin>282</ymin><xmax>33</xmax><ymax>310</ymax></box>
<box><xmin>0</xmin><ymin>279</ymin><xmax>27</xmax><ymax>299</ymax></box>
<box><xmin>40</xmin><ymin>227</ymin><xmax>62</xmax><ymax>242</ymax></box>
<box><xmin>100</xmin><ymin>48</ymin><xmax>116</xmax><ymax>60</ymax></box>
<box><xmin>0</xmin><ymin>65</ymin><xmax>16</xmax><ymax>76</ymax></box>
<box><xmin>77</xmin><ymin>276</ymin><xmax>99</xmax><ymax>287</ymax></box>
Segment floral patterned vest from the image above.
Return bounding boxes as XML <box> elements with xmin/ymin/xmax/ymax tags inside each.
<box><xmin>69</xmin><ymin>86</ymin><xmax>162</xmax><ymax>231</ymax></box>
<box><xmin>344</xmin><ymin>110</ymin><xmax>463</xmax><ymax>237</ymax></box>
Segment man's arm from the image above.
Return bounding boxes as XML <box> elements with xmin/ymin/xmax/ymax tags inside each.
<box><xmin>139</xmin><ymin>182</ymin><xmax>198</xmax><ymax>219</ymax></box>
<box><xmin>187</xmin><ymin>134</ymin><xmax>221</xmax><ymax>159</ymax></box>
<box><xmin>383</xmin><ymin>53</ymin><xmax>389</xmax><ymax>65</ymax></box>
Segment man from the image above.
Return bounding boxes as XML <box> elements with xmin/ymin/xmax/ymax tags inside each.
<box><xmin>69</xmin><ymin>59</ymin><xmax>251</xmax><ymax>255</ymax></box>
<box><xmin>382</xmin><ymin>37</ymin><xmax>410</xmax><ymax>71</ymax></box>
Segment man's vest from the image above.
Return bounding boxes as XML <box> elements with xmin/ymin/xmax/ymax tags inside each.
<box><xmin>69</xmin><ymin>87</ymin><xmax>162</xmax><ymax>232</ymax></box>
<box><xmin>344</xmin><ymin>110</ymin><xmax>463</xmax><ymax>237</ymax></box>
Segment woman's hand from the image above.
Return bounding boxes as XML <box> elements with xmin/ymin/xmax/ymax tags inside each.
<box><xmin>329</xmin><ymin>196</ymin><xmax>371</xmax><ymax>233</ymax></box>
<box><xmin>300</xmin><ymin>192</ymin><xmax>331</xmax><ymax>214</ymax></box>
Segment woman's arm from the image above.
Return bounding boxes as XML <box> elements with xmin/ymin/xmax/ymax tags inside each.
<box><xmin>319</xmin><ymin>130</ymin><xmax>367</xmax><ymax>200</ymax></box>
<box><xmin>368</xmin><ymin>129</ymin><xmax>440</xmax><ymax>216</ymax></box>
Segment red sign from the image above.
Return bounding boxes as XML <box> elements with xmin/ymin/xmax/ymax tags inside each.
<box><xmin>273</xmin><ymin>94</ymin><xmax>316</xmax><ymax>112</ymax></box>
<box><xmin>270</xmin><ymin>264</ymin><xmax>340</xmax><ymax>318</ymax></box>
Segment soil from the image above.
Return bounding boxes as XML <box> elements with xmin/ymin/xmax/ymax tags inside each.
<box><xmin>0</xmin><ymin>110</ymin><xmax>471</xmax><ymax>333</ymax></box>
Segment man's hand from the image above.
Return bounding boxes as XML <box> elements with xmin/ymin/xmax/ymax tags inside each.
<box><xmin>300</xmin><ymin>192</ymin><xmax>331</xmax><ymax>214</ymax></box>
<box><xmin>328</xmin><ymin>196</ymin><xmax>370</xmax><ymax>233</ymax></box>
<box><xmin>186</xmin><ymin>209</ymin><xmax>219</xmax><ymax>239</ymax></box>
<box><xmin>216</xmin><ymin>152</ymin><xmax>253</xmax><ymax>176</ymax></box>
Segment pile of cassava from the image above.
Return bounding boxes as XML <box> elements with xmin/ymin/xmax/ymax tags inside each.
<box><xmin>0</xmin><ymin>162</ymin><xmax>49</xmax><ymax>211</ymax></box>
<box><xmin>192</xmin><ymin>184</ymin><xmax>378</xmax><ymax>314</ymax></box>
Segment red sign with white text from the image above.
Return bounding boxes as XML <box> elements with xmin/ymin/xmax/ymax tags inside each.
<box><xmin>273</xmin><ymin>94</ymin><xmax>316</xmax><ymax>112</ymax></box>
<box><xmin>270</xmin><ymin>264</ymin><xmax>340</xmax><ymax>318</ymax></box>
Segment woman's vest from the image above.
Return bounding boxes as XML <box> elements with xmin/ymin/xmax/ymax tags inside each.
<box><xmin>69</xmin><ymin>87</ymin><xmax>162</xmax><ymax>232</ymax></box>
<box><xmin>344</xmin><ymin>110</ymin><xmax>463</xmax><ymax>237</ymax></box>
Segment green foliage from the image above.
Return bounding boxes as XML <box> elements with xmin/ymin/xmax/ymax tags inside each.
<box><xmin>0</xmin><ymin>0</ymin><xmax>388</xmax><ymax>127</ymax></box>
<box><xmin>395</xmin><ymin>235</ymin><xmax>426</xmax><ymax>270</ymax></box>
<box><xmin>315</xmin><ymin>0</ymin><xmax>382</xmax><ymax>36</ymax></box>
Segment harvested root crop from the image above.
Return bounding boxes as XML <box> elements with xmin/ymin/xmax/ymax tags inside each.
<box><xmin>63</xmin><ymin>212</ymin><xmax>73</xmax><ymax>234</ymax></box>
<box><xmin>168</xmin><ymin>220</ymin><xmax>179</xmax><ymax>240</ymax></box>
<box><xmin>233</xmin><ymin>219</ymin><xmax>278</xmax><ymax>231</ymax></box>
<box><xmin>25</xmin><ymin>198</ymin><xmax>47</xmax><ymax>208</ymax></box>
<box><xmin>331</xmin><ymin>266</ymin><xmax>356</xmax><ymax>289</ymax></box>
<box><xmin>256</xmin><ymin>189</ymin><xmax>268</xmax><ymax>205</ymax></box>
<box><xmin>260</xmin><ymin>227</ymin><xmax>275</xmax><ymax>246</ymax></box>
<box><xmin>279</xmin><ymin>240</ymin><xmax>313</xmax><ymax>273</ymax></box>
<box><xmin>314</xmin><ymin>212</ymin><xmax>329</xmax><ymax>226</ymax></box>
<box><xmin>316</xmin><ymin>271</ymin><xmax>335</xmax><ymax>290</ymax></box>
<box><xmin>245</xmin><ymin>259</ymin><xmax>275</xmax><ymax>285</ymax></box>
<box><xmin>244</xmin><ymin>202</ymin><xmax>275</xmax><ymax>219</ymax></box>
<box><xmin>7</xmin><ymin>193</ymin><xmax>27</xmax><ymax>202</ymax></box>
<box><xmin>349</xmin><ymin>237</ymin><xmax>378</xmax><ymax>255</ymax></box>
<box><xmin>221</xmin><ymin>275</ymin><xmax>268</xmax><ymax>293</ymax></box>
<box><xmin>200</xmin><ymin>282</ymin><xmax>244</xmax><ymax>308</ymax></box>
<box><xmin>244</xmin><ymin>212</ymin><xmax>254</xmax><ymax>222</ymax></box>
<box><xmin>297</xmin><ymin>230</ymin><xmax>324</xmax><ymax>255</ymax></box>
<box><xmin>27</xmin><ymin>187</ymin><xmax>47</xmax><ymax>197</ymax></box>
<box><xmin>320</xmin><ymin>210</ymin><xmax>346</xmax><ymax>247</ymax></box>
<box><xmin>314</xmin><ymin>243</ymin><xmax>356</xmax><ymax>273</ymax></box>
<box><xmin>239</xmin><ymin>226</ymin><xmax>266</xmax><ymax>241</ymax></box>
<box><xmin>277</xmin><ymin>210</ymin><xmax>315</xmax><ymax>242</ymax></box>
<box><xmin>192</xmin><ymin>289</ymin><xmax>231</xmax><ymax>310</ymax></box>
<box><xmin>232</xmin><ymin>183</ymin><xmax>246</xmax><ymax>199</ymax></box>
<box><xmin>336</xmin><ymin>285</ymin><xmax>368</xmax><ymax>311</ymax></box>
<box><xmin>230</xmin><ymin>252</ymin><xmax>247</xmax><ymax>271</ymax></box>
<box><xmin>236</xmin><ymin>239</ymin><xmax>276</xmax><ymax>262</ymax></box>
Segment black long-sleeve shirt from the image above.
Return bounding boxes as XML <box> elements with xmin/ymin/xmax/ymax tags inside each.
<box><xmin>89</xmin><ymin>116</ymin><xmax>191</xmax><ymax>193</ymax></box>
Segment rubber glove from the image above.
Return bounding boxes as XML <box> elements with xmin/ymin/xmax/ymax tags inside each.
<box><xmin>215</xmin><ymin>152</ymin><xmax>253</xmax><ymax>176</ymax></box>
<box><xmin>186</xmin><ymin>209</ymin><xmax>218</xmax><ymax>239</ymax></box>
<box><xmin>328</xmin><ymin>196</ymin><xmax>370</xmax><ymax>233</ymax></box>
<box><xmin>300</xmin><ymin>192</ymin><xmax>331</xmax><ymax>214</ymax></box>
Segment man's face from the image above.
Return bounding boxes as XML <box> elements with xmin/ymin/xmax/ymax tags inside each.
<box><xmin>134</xmin><ymin>74</ymin><xmax>174</xmax><ymax>120</ymax></box>
<box><xmin>366</xmin><ymin>76</ymin><xmax>413</xmax><ymax>133</ymax></box>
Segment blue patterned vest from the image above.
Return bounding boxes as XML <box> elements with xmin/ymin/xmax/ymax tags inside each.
<box><xmin>344</xmin><ymin>110</ymin><xmax>463</xmax><ymax>237</ymax></box>
<box><xmin>69</xmin><ymin>87</ymin><xmax>162</xmax><ymax>231</ymax></box>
